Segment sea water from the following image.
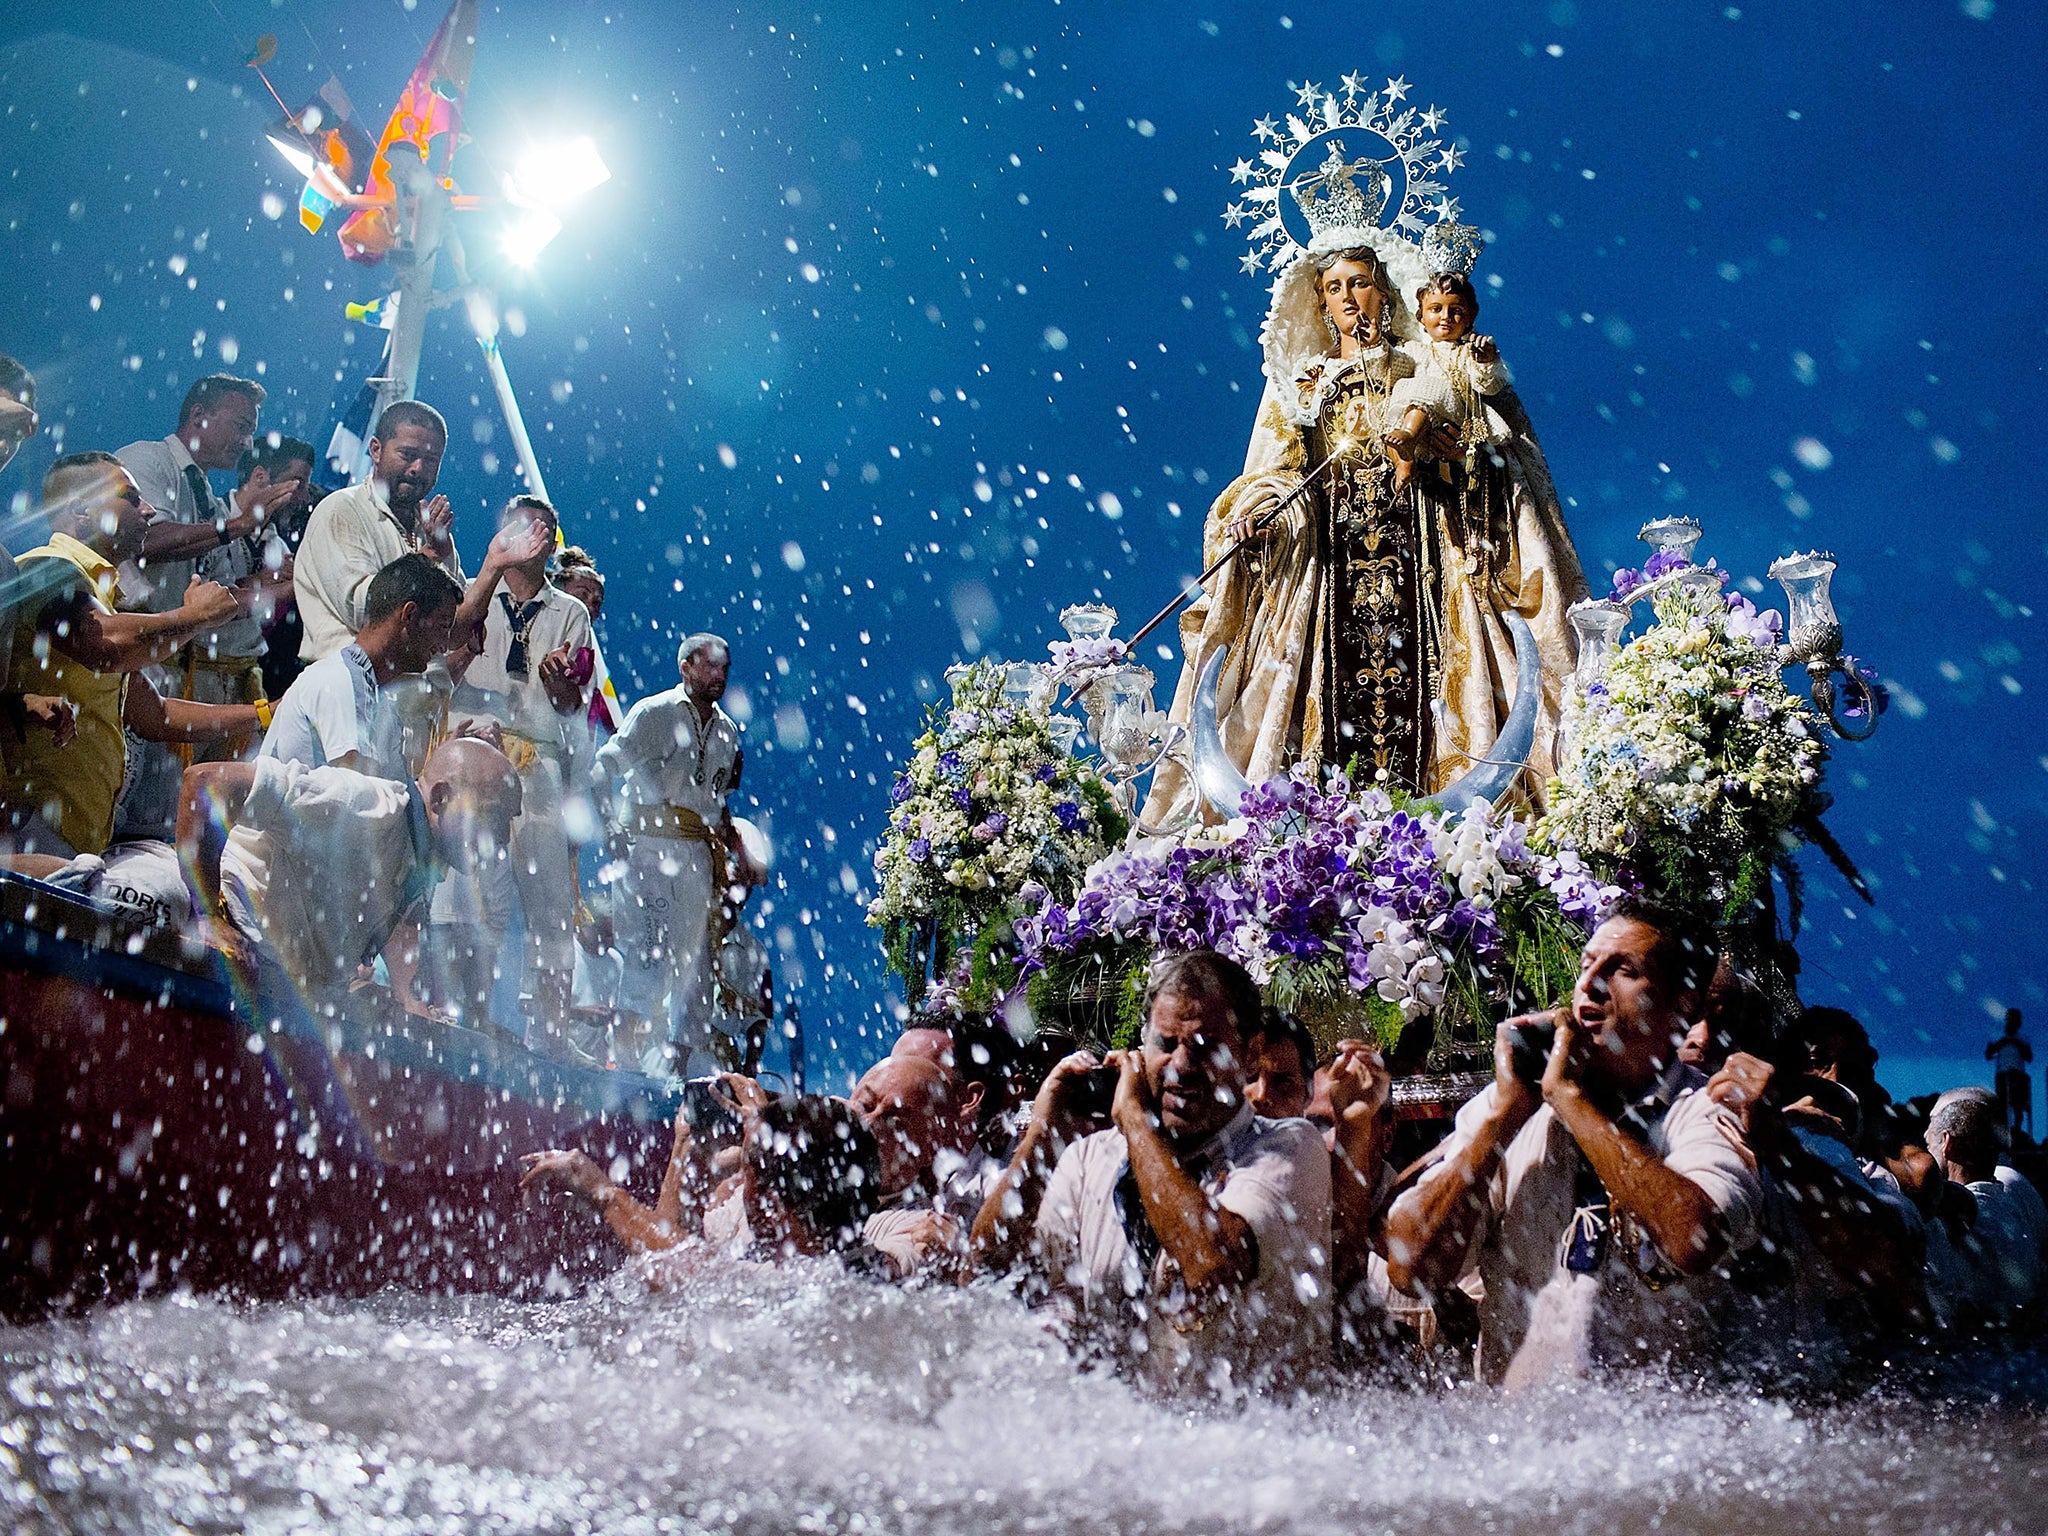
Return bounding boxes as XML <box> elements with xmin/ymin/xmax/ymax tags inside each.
<box><xmin>3</xmin><ymin>1259</ymin><xmax>2044</xmax><ymax>1535</ymax></box>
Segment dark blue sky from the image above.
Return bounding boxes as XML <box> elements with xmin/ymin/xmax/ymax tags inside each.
<box><xmin>2</xmin><ymin>0</ymin><xmax>2041</xmax><ymax>1098</ymax></box>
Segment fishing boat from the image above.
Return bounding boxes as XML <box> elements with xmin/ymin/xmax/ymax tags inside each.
<box><xmin>0</xmin><ymin>868</ymin><xmax>678</xmax><ymax>1316</ymax></box>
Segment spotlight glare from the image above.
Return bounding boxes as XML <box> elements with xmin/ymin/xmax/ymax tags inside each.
<box><xmin>500</xmin><ymin>208</ymin><xmax>564</xmax><ymax>268</ymax></box>
<box><xmin>506</xmin><ymin>136</ymin><xmax>612</xmax><ymax>210</ymax></box>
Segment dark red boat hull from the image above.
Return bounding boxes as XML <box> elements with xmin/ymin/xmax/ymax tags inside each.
<box><xmin>0</xmin><ymin>874</ymin><xmax>676</xmax><ymax>1315</ymax></box>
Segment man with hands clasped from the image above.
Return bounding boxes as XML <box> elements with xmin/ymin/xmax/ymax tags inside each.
<box><xmin>971</xmin><ymin>950</ymin><xmax>1332</xmax><ymax>1391</ymax></box>
<box><xmin>1384</xmin><ymin>897</ymin><xmax>1764</xmax><ymax>1388</ymax></box>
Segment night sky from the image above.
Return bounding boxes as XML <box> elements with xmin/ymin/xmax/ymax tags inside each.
<box><xmin>2</xmin><ymin>0</ymin><xmax>2041</xmax><ymax>1103</ymax></box>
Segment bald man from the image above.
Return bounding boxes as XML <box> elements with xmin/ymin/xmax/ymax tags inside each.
<box><xmin>850</xmin><ymin>1046</ymin><xmax>1002</xmax><ymax>1279</ymax></box>
<box><xmin>179</xmin><ymin>737</ymin><xmax>522</xmax><ymax>1011</ymax></box>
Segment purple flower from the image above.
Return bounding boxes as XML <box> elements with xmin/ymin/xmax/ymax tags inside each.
<box><xmin>890</xmin><ymin>776</ymin><xmax>913</xmax><ymax>805</ymax></box>
<box><xmin>907</xmin><ymin>837</ymin><xmax>932</xmax><ymax>862</ymax></box>
<box><xmin>1609</xmin><ymin>566</ymin><xmax>1643</xmax><ymax>601</ymax></box>
<box><xmin>1035</xmin><ymin>762</ymin><xmax>1059</xmax><ymax>784</ymax></box>
<box><xmin>938</xmin><ymin>750</ymin><xmax>963</xmax><ymax>778</ymax></box>
<box><xmin>1642</xmin><ymin>549</ymin><xmax>1691</xmax><ymax>581</ymax></box>
<box><xmin>951</xmin><ymin>711</ymin><xmax>981</xmax><ymax>735</ymax></box>
<box><xmin>1053</xmin><ymin>800</ymin><xmax>1083</xmax><ymax>831</ymax></box>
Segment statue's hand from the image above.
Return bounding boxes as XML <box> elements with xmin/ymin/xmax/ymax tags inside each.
<box><xmin>1219</xmin><ymin>483</ymin><xmax>1295</xmax><ymax>550</ymax></box>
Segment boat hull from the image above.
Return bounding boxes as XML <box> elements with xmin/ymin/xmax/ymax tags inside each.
<box><xmin>0</xmin><ymin>874</ymin><xmax>676</xmax><ymax>1315</ymax></box>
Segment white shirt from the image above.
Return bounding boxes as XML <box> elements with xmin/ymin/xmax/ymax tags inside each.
<box><xmin>1405</xmin><ymin>1069</ymin><xmax>1763</xmax><ymax>1387</ymax></box>
<box><xmin>1035</xmin><ymin>1106</ymin><xmax>1333</xmax><ymax>1390</ymax></box>
<box><xmin>114</xmin><ymin>433</ymin><xmax>210</xmax><ymax>616</ymax></box>
<box><xmin>595</xmin><ymin>686</ymin><xmax>742</xmax><ymax>823</ymax></box>
<box><xmin>260</xmin><ymin>644</ymin><xmax>406</xmax><ymax>781</ymax></box>
<box><xmin>295</xmin><ymin>479</ymin><xmax>465</xmax><ymax>663</ymax></box>
<box><xmin>1963</xmin><ymin>1177</ymin><xmax>2041</xmax><ymax>1318</ymax></box>
<box><xmin>456</xmin><ymin>579</ymin><xmax>591</xmax><ymax>753</ymax></box>
<box><xmin>221</xmin><ymin>757</ymin><xmax>432</xmax><ymax>998</ymax></box>
<box><xmin>862</xmin><ymin>1146</ymin><xmax>1004</xmax><ymax>1279</ymax></box>
<box><xmin>113</xmin><ymin>437</ymin><xmax>274</xmax><ymax>656</ymax></box>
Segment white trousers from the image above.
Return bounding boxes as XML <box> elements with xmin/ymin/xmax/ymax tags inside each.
<box><xmin>615</xmin><ymin>832</ymin><xmax>715</xmax><ymax>1051</ymax></box>
<box><xmin>429</xmin><ymin>754</ymin><xmax>579</xmax><ymax>985</ymax></box>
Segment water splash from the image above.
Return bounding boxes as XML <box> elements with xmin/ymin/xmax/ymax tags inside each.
<box><xmin>4</xmin><ymin>1262</ymin><xmax>2045</xmax><ymax>1534</ymax></box>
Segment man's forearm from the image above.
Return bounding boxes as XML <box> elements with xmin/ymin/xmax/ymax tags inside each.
<box><xmin>175</xmin><ymin>761</ymin><xmax>255</xmax><ymax>919</ymax></box>
<box><xmin>142</xmin><ymin>520</ymin><xmax>245</xmax><ymax>564</ymax></box>
<box><xmin>1330</xmin><ymin>1133</ymin><xmax>1387</xmax><ymax>1295</ymax></box>
<box><xmin>1549</xmin><ymin>1086</ymin><xmax>1726</xmax><ymax>1276</ymax></box>
<box><xmin>64</xmin><ymin>606</ymin><xmax>210</xmax><ymax>673</ymax></box>
<box><xmin>1385</xmin><ymin>1099</ymin><xmax>1527</xmax><ymax>1297</ymax></box>
<box><xmin>137</xmin><ymin>698</ymin><xmax>261</xmax><ymax>745</ymax></box>
<box><xmin>970</xmin><ymin>1121</ymin><xmax>1059</xmax><ymax>1270</ymax></box>
<box><xmin>1122</xmin><ymin>1116</ymin><xmax>1257</xmax><ymax>1295</ymax></box>
<box><xmin>450</xmin><ymin>555</ymin><xmax>509</xmax><ymax>637</ymax></box>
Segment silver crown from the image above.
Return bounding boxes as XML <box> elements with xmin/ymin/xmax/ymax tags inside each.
<box><xmin>1420</xmin><ymin>214</ymin><xmax>1483</xmax><ymax>277</ymax></box>
<box><xmin>1289</xmin><ymin>142</ymin><xmax>1390</xmax><ymax>239</ymax></box>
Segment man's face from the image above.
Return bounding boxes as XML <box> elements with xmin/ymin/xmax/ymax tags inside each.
<box><xmin>430</xmin><ymin>768</ymin><xmax>523</xmax><ymax>871</ymax></box>
<box><xmin>850</xmin><ymin>1056</ymin><xmax>966</xmax><ymax>1197</ymax></box>
<box><xmin>369</xmin><ymin>424</ymin><xmax>445</xmax><ymax>511</ymax></box>
<box><xmin>391</xmin><ymin>598</ymin><xmax>459</xmax><ymax>675</ymax></box>
<box><xmin>0</xmin><ymin>385</ymin><xmax>38</xmax><ymax>474</ymax></box>
<box><xmin>681</xmin><ymin>644</ymin><xmax>730</xmax><ymax>706</ymax></box>
<box><xmin>1243</xmin><ymin>1031</ymin><xmax>1310</xmax><ymax>1120</ymax></box>
<box><xmin>255</xmin><ymin>457</ymin><xmax>316</xmax><ymax>520</ymax></box>
<box><xmin>68</xmin><ymin>466</ymin><xmax>150</xmax><ymax>563</ymax></box>
<box><xmin>1572</xmin><ymin>917</ymin><xmax>1691</xmax><ymax>1098</ymax></box>
<box><xmin>184</xmin><ymin>391</ymin><xmax>260</xmax><ymax>472</ymax></box>
<box><xmin>559</xmin><ymin>572</ymin><xmax>604</xmax><ymax>619</ymax></box>
<box><xmin>1141</xmin><ymin>990</ymin><xmax>1246</xmax><ymax>1145</ymax></box>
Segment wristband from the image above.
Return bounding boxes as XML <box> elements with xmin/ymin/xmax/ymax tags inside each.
<box><xmin>254</xmin><ymin>699</ymin><xmax>274</xmax><ymax>731</ymax></box>
<box><xmin>216</xmin><ymin>520</ymin><xmax>232</xmax><ymax>546</ymax></box>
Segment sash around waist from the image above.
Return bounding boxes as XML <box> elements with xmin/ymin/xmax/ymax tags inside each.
<box><xmin>626</xmin><ymin>802</ymin><xmax>719</xmax><ymax>841</ymax></box>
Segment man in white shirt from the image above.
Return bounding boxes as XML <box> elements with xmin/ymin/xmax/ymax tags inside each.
<box><xmin>594</xmin><ymin>633</ymin><xmax>744</xmax><ymax>1075</ymax></box>
<box><xmin>1386</xmin><ymin>899</ymin><xmax>1765</xmax><ymax>1388</ymax></box>
<box><xmin>261</xmin><ymin>553</ymin><xmax>462</xmax><ymax>780</ymax></box>
<box><xmin>114</xmin><ymin>376</ymin><xmax>300</xmax><ymax>839</ymax></box>
<box><xmin>428</xmin><ymin>495</ymin><xmax>591</xmax><ymax>1048</ymax></box>
<box><xmin>972</xmin><ymin>951</ymin><xmax>1333</xmax><ymax>1393</ymax></box>
<box><xmin>1926</xmin><ymin>1086</ymin><xmax>2040</xmax><ymax>1323</ymax></box>
<box><xmin>293</xmin><ymin>401</ymin><xmax>467</xmax><ymax>663</ymax></box>
<box><xmin>178</xmin><ymin>737</ymin><xmax>522</xmax><ymax>1013</ymax></box>
<box><xmin>851</xmin><ymin>1046</ymin><xmax>1004</xmax><ymax>1279</ymax></box>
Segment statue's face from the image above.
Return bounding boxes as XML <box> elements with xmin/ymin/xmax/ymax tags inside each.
<box><xmin>1319</xmin><ymin>258</ymin><xmax>1386</xmax><ymax>345</ymax></box>
<box><xmin>1417</xmin><ymin>288</ymin><xmax>1478</xmax><ymax>343</ymax></box>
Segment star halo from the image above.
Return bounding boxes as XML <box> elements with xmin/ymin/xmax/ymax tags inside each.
<box><xmin>1226</xmin><ymin>75</ymin><xmax>1462</xmax><ymax>273</ymax></box>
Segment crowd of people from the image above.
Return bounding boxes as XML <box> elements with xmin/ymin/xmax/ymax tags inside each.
<box><xmin>3</xmin><ymin>357</ymin><xmax>2040</xmax><ymax>1397</ymax></box>
<box><xmin>0</xmin><ymin>360</ymin><xmax>770</xmax><ymax>1075</ymax></box>
<box><xmin>523</xmin><ymin>895</ymin><xmax>2047</xmax><ymax>1394</ymax></box>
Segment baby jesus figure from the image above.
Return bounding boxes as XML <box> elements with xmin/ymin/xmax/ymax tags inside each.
<box><xmin>1383</xmin><ymin>272</ymin><xmax>1511</xmax><ymax>487</ymax></box>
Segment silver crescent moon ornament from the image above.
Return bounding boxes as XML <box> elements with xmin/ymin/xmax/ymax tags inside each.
<box><xmin>1435</xmin><ymin>610</ymin><xmax>1542</xmax><ymax>818</ymax></box>
<box><xmin>1190</xmin><ymin>643</ymin><xmax>1255</xmax><ymax>820</ymax></box>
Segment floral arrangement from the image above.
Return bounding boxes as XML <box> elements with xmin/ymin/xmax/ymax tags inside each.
<box><xmin>1015</xmin><ymin>768</ymin><xmax>1621</xmax><ymax>1055</ymax></box>
<box><xmin>1541</xmin><ymin>561</ymin><xmax>1848</xmax><ymax>923</ymax></box>
<box><xmin>869</xmin><ymin>662</ymin><xmax>1126</xmax><ymax>1009</ymax></box>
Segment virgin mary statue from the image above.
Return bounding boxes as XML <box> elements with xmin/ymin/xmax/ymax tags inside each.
<box><xmin>1143</xmin><ymin>139</ymin><xmax>1588</xmax><ymax>828</ymax></box>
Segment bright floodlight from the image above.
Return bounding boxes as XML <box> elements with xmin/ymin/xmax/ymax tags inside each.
<box><xmin>506</xmin><ymin>137</ymin><xmax>611</xmax><ymax>211</ymax></box>
<box><xmin>500</xmin><ymin>207</ymin><xmax>565</xmax><ymax>268</ymax></box>
<box><xmin>267</xmin><ymin>131</ymin><xmax>319</xmax><ymax>181</ymax></box>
